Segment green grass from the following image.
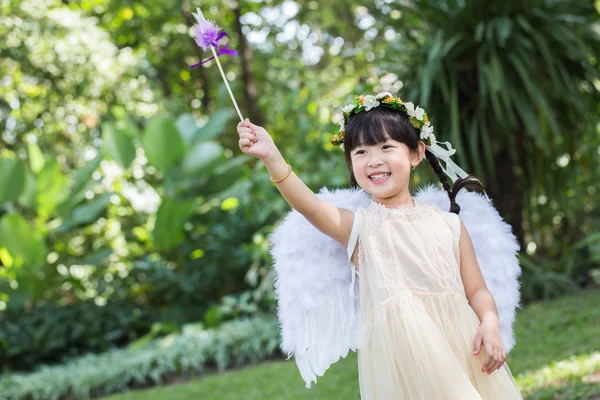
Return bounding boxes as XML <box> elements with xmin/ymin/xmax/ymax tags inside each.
<box><xmin>104</xmin><ymin>289</ymin><xmax>600</xmax><ymax>400</ymax></box>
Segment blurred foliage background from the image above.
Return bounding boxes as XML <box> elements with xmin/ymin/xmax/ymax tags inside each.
<box><xmin>0</xmin><ymin>0</ymin><xmax>599</xmax><ymax>389</ymax></box>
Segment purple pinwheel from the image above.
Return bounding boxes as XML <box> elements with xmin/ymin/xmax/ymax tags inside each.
<box><xmin>189</xmin><ymin>8</ymin><xmax>243</xmax><ymax>121</ymax></box>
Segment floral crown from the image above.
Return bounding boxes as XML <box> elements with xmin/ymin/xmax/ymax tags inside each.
<box><xmin>331</xmin><ymin>92</ymin><xmax>435</xmax><ymax>147</ymax></box>
<box><xmin>331</xmin><ymin>92</ymin><xmax>469</xmax><ymax>184</ymax></box>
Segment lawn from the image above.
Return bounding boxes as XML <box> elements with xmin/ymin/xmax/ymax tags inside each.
<box><xmin>104</xmin><ymin>289</ymin><xmax>600</xmax><ymax>400</ymax></box>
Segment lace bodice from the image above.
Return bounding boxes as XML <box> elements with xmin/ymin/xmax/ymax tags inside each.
<box><xmin>356</xmin><ymin>201</ymin><xmax>464</xmax><ymax>315</ymax></box>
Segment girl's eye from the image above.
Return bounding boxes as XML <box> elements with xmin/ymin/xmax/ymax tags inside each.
<box><xmin>355</xmin><ymin>150</ymin><xmax>366</xmax><ymax>155</ymax></box>
<box><xmin>382</xmin><ymin>145</ymin><xmax>392</xmax><ymax>150</ymax></box>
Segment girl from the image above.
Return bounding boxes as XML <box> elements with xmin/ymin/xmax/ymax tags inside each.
<box><xmin>237</xmin><ymin>93</ymin><xmax>523</xmax><ymax>399</ymax></box>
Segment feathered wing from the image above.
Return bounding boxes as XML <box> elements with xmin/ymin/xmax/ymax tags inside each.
<box><xmin>415</xmin><ymin>185</ymin><xmax>522</xmax><ymax>352</ymax></box>
<box><xmin>271</xmin><ymin>185</ymin><xmax>521</xmax><ymax>389</ymax></box>
<box><xmin>269</xmin><ymin>187</ymin><xmax>371</xmax><ymax>388</ymax></box>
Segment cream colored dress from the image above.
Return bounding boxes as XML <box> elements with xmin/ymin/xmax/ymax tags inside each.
<box><xmin>348</xmin><ymin>201</ymin><xmax>523</xmax><ymax>400</ymax></box>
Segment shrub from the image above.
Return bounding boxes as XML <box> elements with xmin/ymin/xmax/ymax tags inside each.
<box><xmin>0</xmin><ymin>315</ymin><xmax>280</xmax><ymax>400</ymax></box>
<box><xmin>0</xmin><ymin>301</ymin><xmax>156</xmax><ymax>373</ymax></box>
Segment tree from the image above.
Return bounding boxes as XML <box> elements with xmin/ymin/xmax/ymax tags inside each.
<box><xmin>391</xmin><ymin>0</ymin><xmax>600</xmax><ymax>245</ymax></box>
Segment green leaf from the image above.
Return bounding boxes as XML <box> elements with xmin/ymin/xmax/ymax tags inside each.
<box><xmin>474</xmin><ymin>22</ymin><xmax>486</xmax><ymax>42</ymax></box>
<box><xmin>18</xmin><ymin>171</ymin><xmax>37</xmax><ymax>210</ymax></box>
<box><xmin>71</xmin><ymin>193</ymin><xmax>111</xmax><ymax>225</ymax></box>
<box><xmin>79</xmin><ymin>247</ymin><xmax>113</xmax><ymax>266</ymax></box>
<box><xmin>496</xmin><ymin>17</ymin><xmax>513</xmax><ymax>47</ymax></box>
<box><xmin>27</xmin><ymin>142</ymin><xmax>45</xmax><ymax>173</ymax></box>
<box><xmin>508</xmin><ymin>54</ymin><xmax>560</xmax><ymax>137</ymax></box>
<box><xmin>55</xmin><ymin>155</ymin><xmax>103</xmax><ymax>218</ymax></box>
<box><xmin>36</xmin><ymin>160</ymin><xmax>69</xmax><ymax>220</ymax></box>
<box><xmin>440</xmin><ymin>34</ymin><xmax>464</xmax><ymax>58</ymax></box>
<box><xmin>449</xmin><ymin>76</ymin><xmax>466</xmax><ymax>167</ymax></box>
<box><xmin>57</xmin><ymin>193</ymin><xmax>112</xmax><ymax>232</ymax></box>
<box><xmin>529</xmin><ymin>30</ymin><xmax>563</xmax><ymax>89</ymax></box>
<box><xmin>0</xmin><ymin>156</ymin><xmax>26</xmax><ymax>204</ymax></box>
<box><xmin>516</xmin><ymin>15</ymin><xmax>533</xmax><ymax>32</ymax></box>
<box><xmin>467</xmin><ymin>119</ymin><xmax>484</xmax><ymax>178</ymax></box>
<box><xmin>192</xmin><ymin>109</ymin><xmax>232</xmax><ymax>144</ymax></box>
<box><xmin>102</xmin><ymin>122</ymin><xmax>136</xmax><ymax>168</ymax></box>
<box><xmin>202</xmin><ymin>156</ymin><xmax>248</xmax><ymax>195</ymax></box>
<box><xmin>181</xmin><ymin>140</ymin><xmax>227</xmax><ymax>176</ymax></box>
<box><xmin>479</xmin><ymin>123</ymin><xmax>496</xmax><ymax>180</ymax></box>
<box><xmin>153</xmin><ymin>197</ymin><xmax>195</xmax><ymax>252</ymax></box>
<box><xmin>143</xmin><ymin>116</ymin><xmax>185</xmax><ymax>173</ymax></box>
<box><xmin>55</xmin><ymin>179</ymin><xmax>95</xmax><ymax>219</ymax></box>
<box><xmin>176</xmin><ymin>113</ymin><xmax>200</xmax><ymax>147</ymax></box>
<box><xmin>0</xmin><ymin>214</ymin><xmax>46</xmax><ymax>269</ymax></box>
<box><xmin>71</xmin><ymin>155</ymin><xmax>102</xmax><ymax>199</ymax></box>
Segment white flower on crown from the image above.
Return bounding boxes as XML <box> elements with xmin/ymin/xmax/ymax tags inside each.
<box><xmin>404</xmin><ymin>102</ymin><xmax>416</xmax><ymax>117</ymax></box>
<box><xmin>375</xmin><ymin>91</ymin><xmax>393</xmax><ymax>100</ymax></box>
<box><xmin>420</xmin><ymin>122</ymin><xmax>434</xmax><ymax>141</ymax></box>
<box><xmin>339</xmin><ymin>118</ymin><xmax>345</xmax><ymax>131</ymax></box>
<box><xmin>404</xmin><ymin>102</ymin><xmax>425</xmax><ymax>121</ymax></box>
<box><xmin>414</xmin><ymin>106</ymin><xmax>425</xmax><ymax>121</ymax></box>
<box><xmin>363</xmin><ymin>95</ymin><xmax>380</xmax><ymax>111</ymax></box>
<box><xmin>341</xmin><ymin>104</ymin><xmax>355</xmax><ymax>114</ymax></box>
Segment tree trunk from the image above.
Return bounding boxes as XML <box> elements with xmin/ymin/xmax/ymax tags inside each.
<box><xmin>233</xmin><ymin>7</ymin><xmax>265</xmax><ymax>126</ymax></box>
<box><xmin>484</xmin><ymin>131</ymin><xmax>526</xmax><ymax>247</ymax></box>
<box><xmin>197</xmin><ymin>64</ymin><xmax>211</xmax><ymax>114</ymax></box>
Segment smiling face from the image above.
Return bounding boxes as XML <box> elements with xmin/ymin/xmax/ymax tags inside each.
<box><xmin>351</xmin><ymin>137</ymin><xmax>421</xmax><ymax>201</ymax></box>
<box><xmin>343</xmin><ymin>107</ymin><xmax>426</xmax><ymax>205</ymax></box>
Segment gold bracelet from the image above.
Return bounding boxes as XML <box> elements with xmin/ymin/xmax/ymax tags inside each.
<box><xmin>270</xmin><ymin>164</ymin><xmax>292</xmax><ymax>183</ymax></box>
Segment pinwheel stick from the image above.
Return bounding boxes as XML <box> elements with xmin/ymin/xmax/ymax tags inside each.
<box><xmin>209</xmin><ymin>45</ymin><xmax>243</xmax><ymax>122</ymax></box>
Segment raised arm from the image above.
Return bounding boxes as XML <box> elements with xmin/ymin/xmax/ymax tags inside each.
<box><xmin>237</xmin><ymin>119</ymin><xmax>354</xmax><ymax>247</ymax></box>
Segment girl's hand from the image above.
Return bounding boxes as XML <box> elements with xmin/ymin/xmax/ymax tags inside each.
<box><xmin>473</xmin><ymin>319</ymin><xmax>506</xmax><ymax>375</ymax></box>
<box><xmin>237</xmin><ymin>118</ymin><xmax>277</xmax><ymax>160</ymax></box>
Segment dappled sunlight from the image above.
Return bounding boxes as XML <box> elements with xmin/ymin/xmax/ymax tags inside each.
<box><xmin>516</xmin><ymin>352</ymin><xmax>600</xmax><ymax>395</ymax></box>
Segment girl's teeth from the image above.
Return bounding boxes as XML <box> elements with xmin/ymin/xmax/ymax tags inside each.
<box><xmin>371</xmin><ymin>173</ymin><xmax>389</xmax><ymax>180</ymax></box>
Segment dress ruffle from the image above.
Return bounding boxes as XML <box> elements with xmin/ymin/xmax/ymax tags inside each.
<box><xmin>358</xmin><ymin>294</ymin><xmax>522</xmax><ymax>399</ymax></box>
<box><xmin>355</xmin><ymin>202</ymin><xmax>523</xmax><ymax>399</ymax></box>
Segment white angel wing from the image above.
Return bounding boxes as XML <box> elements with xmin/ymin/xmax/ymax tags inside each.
<box><xmin>415</xmin><ymin>185</ymin><xmax>522</xmax><ymax>351</ymax></box>
<box><xmin>269</xmin><ymin>187</ymin><xmax>371</xmax><ymax>388</ymax></box>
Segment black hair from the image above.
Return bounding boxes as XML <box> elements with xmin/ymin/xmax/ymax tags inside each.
<box><xmin>342</xmin><ymin>106</ymin><xmax>485</xmax><ymax>214</ymax></box>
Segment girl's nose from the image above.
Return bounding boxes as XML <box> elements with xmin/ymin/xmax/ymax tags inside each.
<box><xmin>368</xmin><ymin>157</ymin><xmax>384</xmax><ymax>168</ymax></box>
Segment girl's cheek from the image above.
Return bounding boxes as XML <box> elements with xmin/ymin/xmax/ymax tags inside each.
<box><xmin>352</xmin><ymin>159</ymin><xmax>367</xmax><ymax>176</ymax></box>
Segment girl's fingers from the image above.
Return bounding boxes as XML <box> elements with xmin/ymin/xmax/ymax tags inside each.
<box><xmin>247</xmin><ymin>121</ymin><xmax>268</xmax><ymax>136</ymax></box>
<box><xmin>489</xmin><ymin>348</ymin><xmax>505</xmax><ymax>373</ymax></box>
<box><xmin>487</xmin><ymin>349</ymin><xmax>496</xmax><ymax>373</ymax></box>
<box><xmin>472</xmin><ymin>334</ymin><xmax>482</xmax><ymax>355</ymax></box>
<box><xmin>482</xmin><ymin>354</ymin><xmax>492</xmax><ymax>373</ymax></box>
<box><xmin>237</xmin><ymin>119</ymin><xmax>250</xmax><ymax>128</ymax></box>
<box><xmin>489</xmin><ymin>349</ymin><xmax>500</xmax><ymax>373</ymax></box>
<box><xmin>246</xmin><ymin>120</ymin><xmax>261</xmax><ymax>130</ymax></box>
<box><xmin>482</xmin><ymin>343</ymin><xmax>494</xmax><ymax>372</ymax></box>
<box><xmin>237</xmin><ymin>127</ymin><xmax>255</xmax><ymax>136</ymax></box>
<box><xmin>239</xmin><ymin>138</ymin><xmax>253</xmax><ymax>148</ymax></box>
<box><xmin>239</xmin><ymin>132</ymin><xmax>257</xmax><ymax>142</ymax></box>
<box><xmin>497</xmin><ymin>350</ymin><xmax>506</xmax><ymax>371</ymax></box>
